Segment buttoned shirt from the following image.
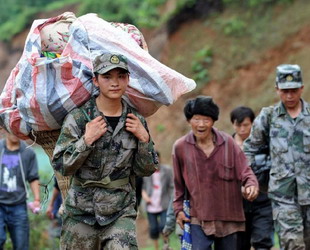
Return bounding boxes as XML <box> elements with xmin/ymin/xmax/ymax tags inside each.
<box><xmin>173</xmin><ymin>128</ymin><xmax>258</xmax><ymax>222</ymax></box>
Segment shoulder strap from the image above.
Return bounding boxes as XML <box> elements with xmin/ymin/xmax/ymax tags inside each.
<box><xmin>264</xmin><ymin>106</ymin><xmax>274</xmax><ymax>145</ymax></box>
<box><xmin>18</xmin><ymin>153</ymin><xmax>29</xmax><ymax>199</ymax></box>
<box><xmin>81</xmin><ymin>108</ymin><xmax>91</xmax><ymax>122</ymax></box>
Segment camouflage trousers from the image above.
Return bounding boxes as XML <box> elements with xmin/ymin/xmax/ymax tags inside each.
<box><xmin>272</xmin><ymin>200</ymin><xmax>310</xmax><ymax>250</ymax></box>
<box><xmin>60</xmin><ymin>214</ymin><xmax>138</xmax><ymax>250</ymax></box>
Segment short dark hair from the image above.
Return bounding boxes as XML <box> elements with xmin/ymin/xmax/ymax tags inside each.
<box><xmin>184</xmin><ymin>96</ymin><xmax>219</xmax><ymax>121</ymax></box>
<box><xmin>230</xmin><ymin>106</ymin><xmax>255</xmax><ymax>124</ymax></box>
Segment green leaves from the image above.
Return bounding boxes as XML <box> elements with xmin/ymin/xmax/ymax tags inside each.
<box><xmin>191</xmin><ymin>46</ymin><xmax>213</xmax><ymax>86</ymax></box>
<box><xmin>78</xmin><ymin>0</ymin><xmax>167</xmax><ymax>28</ymax></box>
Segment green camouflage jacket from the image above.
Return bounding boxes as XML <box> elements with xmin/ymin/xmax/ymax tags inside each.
<box><xmin>244</xmin><ymin>99</ymin><xmax>310</xmax><ymax>205</ymax></box>
<box><xmin>52</xmin><ymin>97</ymin><xmax>158</xmax><ymax>226</ymax></box>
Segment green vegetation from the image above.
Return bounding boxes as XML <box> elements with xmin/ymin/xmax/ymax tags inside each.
<box><xmin>0</xmin><ymin>0</ymin><xmax>209</xmax><ymax>42</ymax></box>
<box><xmin>191</xmin><ymin>46</ymin><xmax>213</xmax><ymax>86</ymax></box>
<box><xmin>0</xmin><ymin>0</ymin><xmax>171</xmax><ymax>41</ymax></box>
<box><xmin>141</xmin><ymin>232</ymin><xmax>181</xmax><ymax>250</ymax></box>
<box><xmin>156</xmin><ymin>123</ymin><xmax>166</xmax><ymax>133</ymax></box>
<box><xmin>223</xmin><ymin>0</ymin><xmax>293</xmax><ymax>7</ymax></box>
<box><xmin>78</xmin><ymin>0</ymin><xmax>167</xmax><ymax>28</ymax></box>
<box><xmin>218</xmin><ymin>16</ymin><xmax>246</xmax><ymax>36</ymax></box>
<box><xmin>0</xmin><ymin>0</ymin><xmax>80</xmax><ymax>41</ymax></box>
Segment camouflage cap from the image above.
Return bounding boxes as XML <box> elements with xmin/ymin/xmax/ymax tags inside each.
<box><xmin>276</xmin><ymin>64</ymin><xmax>302</xmax><ymax>89</ymax></box>
<box><xmin>93</xmin><ymin>53</ymin><xmax>129</xmax><ymax>74</ymax></box>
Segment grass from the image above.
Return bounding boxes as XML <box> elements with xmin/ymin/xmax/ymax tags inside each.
<box><xmin>141</xmin><ymin>232</ymin><xmax>181</xmax><ymax>250</ymax></box>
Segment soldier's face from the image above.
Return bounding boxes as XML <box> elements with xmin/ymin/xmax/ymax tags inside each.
<box><xmin>233</xmin><ymin>117</ymin><xmax>253</xmax><ymax>141</ymax></box>
<box><xmin>93</xmin><ymin>68</ymin><xmax>129</xmax><ymax>100</ymax></box>
<box><xmin>276</xmin><ymin>86</ymin><xmax>303</xmax><ymax>110</ymax></box>
<box><xmin>188</xmin><ymin>114</ymin><xmax>214</xmax><ymax>141</ymax></box>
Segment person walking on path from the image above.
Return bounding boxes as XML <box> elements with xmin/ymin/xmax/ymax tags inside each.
<box><xmin>244</xmin><ymin>64</ymin><xmax>310</xmax><ymax>249</ymax></box>
<box><xmin>0</xmin><ymin>131</ymin><xmax>40</xmax><ymax>250</ymax></box>
<box><xmin>230</xmin><ymin>106</ymin><xmax>274</xmax><ymax>250</ymax></box>
<box><xmin>142</xmin><ymin>151</ymin><xmax>174</xmax><ymax>250</ymax></box>
<box><xmin>173</xmin><ymin>96</ymin><xmax>259</xmax><ymax>250</ymax></box>
<box><xmin>52</xmin><ymin>53</ymin><xmax>158</xmax><ymax>249</ymax></box>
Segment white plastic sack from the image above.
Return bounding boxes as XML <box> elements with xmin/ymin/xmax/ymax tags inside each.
<box><xmin>0</xmin><ymin>13</ymin><xmax>196</xmax><ymax>139</ymax></box>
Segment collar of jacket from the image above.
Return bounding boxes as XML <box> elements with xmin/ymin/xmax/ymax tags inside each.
<box><xmin>276</xmin><ymin>98</ymin><xmax>310</xmax><ymax>117</ymax></box>
<box><xmin>83</xmin><ymin>96</ymin><xmax>131</xmax><ymax>119</ymax></box>
<box><xmin>0</xmin><ymin>139</ymin><xmax>27</xmax><ymax>154</ymax></box>
<box><xmin>185</xmin><ymin>127</ymin><xmax>225</xmax><ymax>147</ymax></box>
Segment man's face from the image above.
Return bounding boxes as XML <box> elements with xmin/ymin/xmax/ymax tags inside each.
<box><xmin>233</xmin><ymin>117</ymin><xmax>253</xmax><ymax>141</ymax></box>
<box><xmin>276</xmin><ymin>86</ymin><xmax>303</xmax><ymax>110</ymax></box>
<box><xmin>188</xmin><ymin>114</ymin><xmax>214</xmax><ymax>140</ymax></box>
<box><xmin>93</xmin><ymin>68</ymin><xmax>129</xmax><ymax>100</ymax></box>
<box><xmin>6</xmin><ymin>132</ymin><xmax>19</xmax><ymax>144</ymax></box>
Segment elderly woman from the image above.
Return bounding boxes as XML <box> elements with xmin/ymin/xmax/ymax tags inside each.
<box><xmin>172</xmin><ymin>96</ymin><xmax>259</xmax><ymax>250</ymax></box>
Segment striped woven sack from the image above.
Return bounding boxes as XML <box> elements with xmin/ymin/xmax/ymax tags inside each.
<box><xmin>0</xmin><ymin>13</ymin><xmax>196</xmax><ymax>139</ymax></box>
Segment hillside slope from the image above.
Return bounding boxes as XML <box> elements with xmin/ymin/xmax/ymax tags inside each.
<box><xmin>146</xmin><ymin>0</ymin><xmax>310</xmax><ymax>162</ymax></box>
<box><xmin>0</xmin><ymin>1</ymin><xmax>309</xmax><ymax>164</ymax></box>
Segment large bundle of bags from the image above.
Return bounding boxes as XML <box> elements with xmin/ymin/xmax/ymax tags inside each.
<box><xmin>0</xmin><ymin>12</ymin><xmax>196</xmax><ymax>140</ymax></box>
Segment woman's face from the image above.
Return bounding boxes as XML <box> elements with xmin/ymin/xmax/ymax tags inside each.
<box><xmin>189</xmin><ymin>114</ymin><xmax>214</xmax><ymax>140</ymax></box>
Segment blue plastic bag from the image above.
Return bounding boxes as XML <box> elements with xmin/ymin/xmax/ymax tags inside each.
<box><xmin>181</xmin><ymin>199</ymin><xmax>192</xmax><ymax>250</ymax></box>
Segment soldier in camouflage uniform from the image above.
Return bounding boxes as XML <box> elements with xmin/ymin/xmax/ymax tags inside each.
<box><xmin>52</xmin><ymin>53</ymin><xmax>158</xmax><ymax>249</ymax></box>
<box><xmin>243</xmin><ymin>64</ymin><xmax>310</xmax><ymax>249</ymax></box>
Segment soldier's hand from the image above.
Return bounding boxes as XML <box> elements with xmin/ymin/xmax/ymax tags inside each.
<box><xmin>84</xmin><ymin>116</ymin><xmax>107</xmax><ymax>145</ymax></box>
<box><xmin>176</xmin><ymin>211</ymin><xmax>190</xmax><ymax>230</ymax></box>
<box><xmin>244</xmin><ymin>185</ymin><xmax>259</xmax><ymax>202</ymax></box>
<box><xmin>126</xmin><ymin>113</ymin><xmax>149</xmax><ymax>143</ymax></box>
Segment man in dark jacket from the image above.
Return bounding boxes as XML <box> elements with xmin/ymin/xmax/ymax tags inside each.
<box><xmin>0</xmin><ymin>131</ymin><xmax>40</xmax><ymax>250</ymax></box>
<box><xmin>230</xmin><ymin>106</ymin><xmax>274</xmax><ymax>250</ymax></box>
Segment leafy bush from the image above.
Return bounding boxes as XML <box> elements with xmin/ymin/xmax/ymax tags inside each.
<box><xmin>191</xmin><ymin>46</ymin><xmax>213</xmax><ymax>86</ymax></box>
<box><xmin>0</xmin><ymin>7</ymin><xmax>38</xmax><ymax>41</ymax></box>
<box><xmin>77</xmin><ymin>0</ymin><xmax>167</xmax><ymax>28</ymax></box>
<box><xmin>220</xmin><ymin>16</ymin><xmax>247</xmax><ymax>36</ymax></box>
<box><xmin>0</xmin><ymin>0</ymin><xmax>80</xmax><ymax>41</ymax></box>
<box><xmin>223</xmin><ymin>0</ymin><xmax>293</xmax><ymax>7</ymax></box>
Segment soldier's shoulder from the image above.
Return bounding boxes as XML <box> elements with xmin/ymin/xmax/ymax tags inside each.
<box><xmin>260</xmin><ymin>105</ymin><xmax>276</xmax><ymax>114</ymax></box>
<box><xmin>129</xmin><ymin>105</ymin><xmax>143</xmax><ymax>118</ymax></box>
<box><xmin>62</xmin><ymin>108</ymin><xmax>88</xmax><ymax>129</ymax></box>
<box><xmin>303</xmin><ymin>99</ymin><xmax>310</xmax><ymax>108</ymax></box>
<box><xmin>67</xmin><ymin>107</ymin><xmax>86</xmax><ymax>120</ymax></box>
<box><xmin>69</xmin><ymin>107</ymin><xmax>82</xmax><ymax>116</ymax></box>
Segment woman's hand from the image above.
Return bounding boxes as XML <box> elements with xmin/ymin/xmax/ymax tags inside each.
<box><xmin>176</xmin><ymin>211</ymin><xmax>190</xmax><ymax>230</ymax></box>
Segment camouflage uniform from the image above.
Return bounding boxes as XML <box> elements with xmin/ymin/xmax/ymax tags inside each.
<box><xmin>52</xmin><ymin>97</ymin><xmax>158</xmax><ymax>249</ymax></box>
<box><xmin>243</xmin><ymin>100</ymin><xmax>310</xmax><ymax>249</ymax></box>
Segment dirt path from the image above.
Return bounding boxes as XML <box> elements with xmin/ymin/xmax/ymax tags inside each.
<box><xmin>136</xmin><ymin>212</ymin><xmax>150</xmax><ymax>248</ymax></box>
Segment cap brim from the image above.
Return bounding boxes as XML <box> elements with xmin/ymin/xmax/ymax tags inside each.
<box><xmin>96</xmin><ymin>65</ymin><xmax>129</xmax><ymax>75</ymax></box>
<box><xmin>277</xmin><ymin>82</ymin><xmax>303</xmax><ymax>89</ymax></box>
